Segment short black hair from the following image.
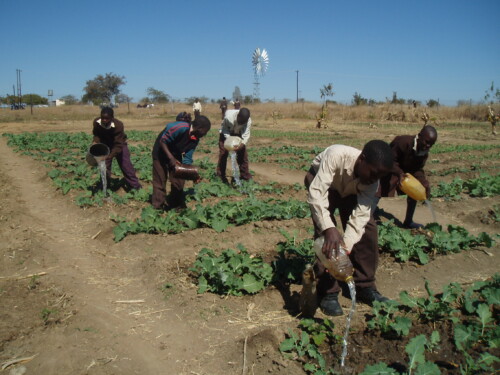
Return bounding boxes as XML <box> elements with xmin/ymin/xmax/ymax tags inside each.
<box><xmin>192</xmin><ymin>115</ymin><xmax>211</xmax><ymax>131</ymax></box>
<box><xmin>420</xmin><ymin>125</ymin><xmax>437</xmax><ymax>139</ymax></box>
<box><xmin>176</xmin><ymin>112</ymin><xmax>192</xmax><ymax>123</ymax></box>
<box><xmin>101</xmin><ymin>107</ymin><xmax>114</xmax><ymax>117</ymax></box>
<box><xmin>362</xmin><ymin>140</ymin><xmax>393</xmax><ymax>169</ymax></box>
<box><xmin>238</xmin><ymin>108</ymin><xmax>250</xmax><ymax>122</ymax></box>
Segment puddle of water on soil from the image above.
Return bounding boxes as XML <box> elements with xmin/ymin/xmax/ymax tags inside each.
<box><xmin>340</xmin><ymin>280</ymin><xmax>356</xmax><ymax>370</ymax></box>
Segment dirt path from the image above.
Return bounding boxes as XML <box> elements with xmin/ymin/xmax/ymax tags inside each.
<box><xmin>0</xmin><ymin>137</ymin><xmax>230</xmax><ymax>374</ymax></box>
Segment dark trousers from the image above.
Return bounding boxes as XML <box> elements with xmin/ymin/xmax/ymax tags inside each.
<box><xmin>152</xmin><ymin>159</ymin><xmax>186</xmax><ymax>209</ymax></box>
<box><xmin>221</xmin><ymin>108</ymin><xmax>227</xmax><ymax>120</ymax></box>
<box><xmin>305</xmin><ymin>171</ymin><xmax>378</xmax><ymax>296</ymax></box>
<box><xmin>216</xmin><ymin>134</ymin><xmax>252</xmax><ymax>181</ymax></box>
<box><xmin>105</xmin><ymin>144</ymin><xmax>141</xmax><ymax>189</ymax></box>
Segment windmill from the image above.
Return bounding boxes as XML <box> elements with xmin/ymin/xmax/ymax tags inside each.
<box><xmin>252</xmin><ymin>48</ymin><xmax>269</xmax><ymax>101</ymax></box>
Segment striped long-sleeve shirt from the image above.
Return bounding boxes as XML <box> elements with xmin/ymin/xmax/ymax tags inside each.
<box><xmin>152</xmin><ymin>121</ymin><xmax>199</xmax><ymax>164</ymax></box>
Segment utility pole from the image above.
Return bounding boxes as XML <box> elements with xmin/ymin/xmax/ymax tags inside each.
<box><xmin>296</xmin><ymin>70</ymin><xmax>299</xmax><ymax>103</ymax></box>
<box><xmin>16</xmin><ymin>69</ymin><xmax>22</xmax><ymax>107</ymax></box>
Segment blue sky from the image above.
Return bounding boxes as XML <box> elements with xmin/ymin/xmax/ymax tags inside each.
<box><xmin>1</xmin><ymin>0</ymin><xmax>499</xmax><ymax>105</ymax></box>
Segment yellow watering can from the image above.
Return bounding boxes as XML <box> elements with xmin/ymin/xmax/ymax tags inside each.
<box><xmin>399</xmin><ymin>173</ymin><xmax>426</xmax><ymax>201</ymax></box>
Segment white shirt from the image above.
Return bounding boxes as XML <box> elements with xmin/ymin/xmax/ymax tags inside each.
<box><xmin>219</xmin><ymin>109</ymin><xmax>252</xmax><ymax>145</ymax></box>
<box><xmin>193</xmin><ymin>102</ymin><xmax>202</xmax><ymax>112</ymax></box>
<box><xmin>97</xmin><ymin>118</ymin><xmax>115</xmax><ymax>129</ymax></box>
<box><xmin>307</xmin><ymin>144</ymin><xmax>378</xmax><ymax>252</ymax></box>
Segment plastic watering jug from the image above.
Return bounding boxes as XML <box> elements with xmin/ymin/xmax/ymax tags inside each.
<box><xmin>400</xmin><ymin>173</ymin><xmax>426</xmax><ymax>201</ymax></box>
<box><xmin>224</xmin><ymin>136</ymin><xmax>242</xmax><ymax>151</ymax></box>
<box><xmin>313</xmin><ymin>236</ymin><xmax>354</xmax><ymax>283</ymax></box>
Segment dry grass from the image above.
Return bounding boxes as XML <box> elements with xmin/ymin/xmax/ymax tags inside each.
<box><xmin>0</xmin><ymin>102</ymin><xmax>493</xmax><ymax>125</ymax></box>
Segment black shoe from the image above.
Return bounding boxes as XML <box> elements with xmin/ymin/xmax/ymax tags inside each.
<box><xmin>357</xmin><ymin>287</ymin><xmax>390</xmax><ymax>306</ymax></box>
<box><xmin>319</xmin><ymin>293</ymin><xmax>343</xmax><ymax>316</ymax></box>
<box><xmin>403</xmin><ymin>221</ymin><xmax>424</xmax><ymax>229</ymax></box>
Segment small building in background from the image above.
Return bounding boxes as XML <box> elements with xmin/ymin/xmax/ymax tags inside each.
<box><xmin>51</xmin><ymin>99</ymin><xmax>66</xmax><ymax>106</ymax></box>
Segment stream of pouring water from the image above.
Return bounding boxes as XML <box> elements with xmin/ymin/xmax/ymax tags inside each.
<box><xmin>230</xmin><ymin>151</ymin><xmax>242</xmax><ymax>187</ymax></box>
<box><xmin>98</xmin><ymin>160</ymin><xmax>107</xmax><ymax>196</ymax></box>
<box><xmin>340</xmin><ymin>280</ymin><xmax>356</xmax><ymax>369</ymax></box>
<box><xmin>424</xmin><ymin>199</ymin><xmax>436</xmax><ymax>222</ymax></box>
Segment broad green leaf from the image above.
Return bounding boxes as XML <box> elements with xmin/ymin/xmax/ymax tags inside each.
<box><xmin>476</xmin><ymin>232</ymin><xmax>494</xmax><ymax>247</ymax></box>
<box><xmin>279</xmin><ymin>338</ymin><xmax>296</xmax><ymax>353</ymax></box>
<box><xmin>478</xmin><ymin>352</ymin><xmax>500</xmax><ymax>366</ymax></box>
<box><xmin>197</xmin><ymin>275</ymin><xmax>208</xmax><ymax>294</ymax></box>
<box><xmin>429</xmin><ymin>331</ymin><xmax>440</xmax><ymax>349</ymax></box>
<box><xmin>360</xmin><ymin>363</ymin><xmax>398</xmax><ymax>374</ymax></box>
<box><xmin>180</xmin><ymin>216</ymin><xmax>198</xmax><ymax>229</ymax></box>
<box><xmin>399</xmin><ymin>291</ymin><xmax>418</xmax><ymax>308</ymax></box>
<box><xmin>482</xmin><ymin>287</ymin><xmax>500</xmax><ymax>305</ymax></box>
<box><xmin>392</xmin><ymin>316</ymin><xmax>412</xmax><ymax>337</ymax></box>
<box><xmin>303</xmin><ymin>363</ymin><xmax>316</xmax><ymax>372</ymax></box>
<box><xmin>414</xmin><ymin>361</ymin><xmax>441</xmax><ymax>375</ymax></box>
<box><xmin>406</xmin><ymin>334</ymin><xmax>427</xmax><ymax>370</ymax></box>
<box><xmin>241</xmin><ymin>274</ymin><xmax>264</xmax><ymax>294</ymax></box>
<box><xmin>454</xmin><ymin>324</ymin><xmax>478</xmax><ymax>351</ymax></box>
<box><xmin>416</xmin><ymin>249</ymin><xmax>429</xmax><ymax>265</ymax></box>
<box><xmin>300</xmin><ymin>331</ymin><xmax>310</xmax><ymax>348</ymax></box>
<box><xmin>311</xmin><ymin>331</ymin><xmax>326</xmax><ymax>346</ymax></box>
<box><xmin>476</xmin><ymin>303</ymin><xmax>493</xmax><ymax>335</ymax></box>
<box><xmin>211</xmin><ymin>219</ymin><xmax>229</xmax><ymax>233</ymax></box>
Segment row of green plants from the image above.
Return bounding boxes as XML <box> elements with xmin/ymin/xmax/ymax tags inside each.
<box><xmin>363</xmin><ymin>276</ymin><xmax>499</xmax><ymax>374</ymax></box>
<box><xmin>112</xmin><ymin>197</ymin><xmax>310</xmax><ymax>241</ymax></box>
<box><xmin>5</xmin><ymin>132</ymin><xmax>500</xmax><ymax>205</ymax></box>
<box><xmin>188</xmin><ymin>231</ymin><xmax>498</xmax><ymax>374</ymax></box>
<box><xmin>431</xmin><ymin>143</ymin><xmax>500</xmax><ymax>154</ymax></box>
<box><xmin>278</xmin><ymin>276</ymin><xmax>499</xmax><ymax>374</ymax></box>
<box><xmin>431</xmin><ymin>173</ymin><xmax>500</xmax><ymax>200</ymax></box>
<box><xmin>378</xmin><ymin>221</ymin><xmax>494</xmax><ymax>265</ymax></box>
<box><xmin>189</xmin><ymin>222</ymin><xmax>494</xmax><ymax>297</ymax></box>
<box><xmin>3</xmin><ymin>132</ymin><xmax>298</xmax><ymax>208</ymax></box>
<box><xmin>428</xmin><ymin>164</ymin><xmax>498</xmax><ymax>177</ymax></box>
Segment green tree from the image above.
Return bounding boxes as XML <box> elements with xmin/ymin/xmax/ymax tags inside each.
<box><xmin>146</xmin><ymin>87</ymin><xmax>170</xmax><ymax>103</ymax></box>
<box><xmin>115</xmin><ymin>94</ymin><xmax>132</xmax><ymax>104</ymax></box>
<box><xmin>243</xmin><ymin>95</ymin><xmax>255</xmax><ymax>104</ymax></box>
<box><xmin>22</xmin><ymin>94</ymin><xmax>48</xmax><ymax>105</ymax></box>
<box><xmin>352</xmin><ymin>92</ymin><xmax>367</xmax><ymax>106</ymax></box>
<box><xmin>185</xmin><ymin>96</ymin><xmax>209</xmax><ymax>105</ymax></box>
<box><xmin>59</xmin><ymin>95</ymin><xmax>78</xmax><ymax>105</ymax></box>
<box><xmin>484</xmin><ymin>81</ymin><xmax>500</xmax><ymax>104</ymax></box>
<box><xmin>391</xmin><ymin>91</ymin><xmax>405</xmax><ymax>105</ymax></box>
<box><xmin>82</xmin><ymin>72</ymin><xmax>126</xmax><ymax>105</ymax></box>
<box><xmin>320</xmin><ymin>83</ymin><xmax>335</xmax><ymax>106</ymax></box>
<box><xmin>426</xmin><ymin>99</ymin><xmax>439</xmax><ymax>108</ymax></box>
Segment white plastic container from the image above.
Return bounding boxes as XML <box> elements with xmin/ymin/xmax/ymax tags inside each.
<box><xmin>224</xmin><ymin>136</ymin><xmax>242</xmax><ymax>151</ymax></box>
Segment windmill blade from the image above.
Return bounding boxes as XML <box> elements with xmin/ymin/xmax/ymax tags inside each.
<box><xmin>252</xmin><ymin>48</ymin><xmax>269</xmax><ymax>76</ymax></box>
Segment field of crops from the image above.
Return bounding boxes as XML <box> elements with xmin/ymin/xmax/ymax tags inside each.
<box><xmin>0</xmin><ymin>107</ymin><xmax>499</xmax><ymax>374</ymax></box>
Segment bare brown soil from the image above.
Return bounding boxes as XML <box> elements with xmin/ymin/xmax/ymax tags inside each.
<box><xmin>0</xmin><ymin>114</ymin><xmax>498</xmax><ymax>374</ymax></box>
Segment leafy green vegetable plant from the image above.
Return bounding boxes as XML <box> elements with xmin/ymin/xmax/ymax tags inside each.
<box><xmin>280</xmin><ymin>318</ymin><xmax>339</xmax><ymax>375</ymax></box>
<box><xmin>190</xmin><ymin>245</ymin><xmax>273</xmax><ymax>296</ymax></box>
<box><xmin>272</xmin><ymin>230</ymin><xmax>315</xmax><ymax>283</ymax></box>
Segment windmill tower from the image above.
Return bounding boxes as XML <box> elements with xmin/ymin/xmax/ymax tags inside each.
<box><xmin>252</xmin><ymin>48</ymin><xmax>269</xmax><ymax>101</ymax></box>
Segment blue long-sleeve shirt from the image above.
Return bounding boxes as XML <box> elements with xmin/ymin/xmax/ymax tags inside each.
<box><xmin>152</xmin><ymin>121</ymin><xmax>199</xmax><ymax>164</ymax></box>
